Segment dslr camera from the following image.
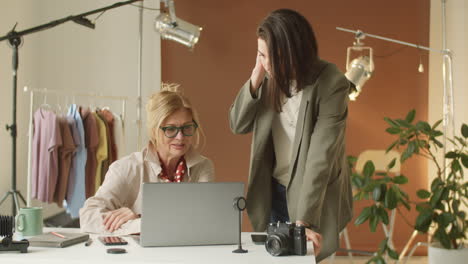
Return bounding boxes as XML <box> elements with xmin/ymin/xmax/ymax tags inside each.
<box><xmin>265</xmin><ymin>221</ymin><xmax>307</xmax><ymax>256</ymax></box>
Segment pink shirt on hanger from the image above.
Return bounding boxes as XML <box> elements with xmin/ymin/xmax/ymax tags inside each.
<box><xmin>31</xmin><ymin>109</ymin><xmax>62</xmax><ymax>203</ymax></box>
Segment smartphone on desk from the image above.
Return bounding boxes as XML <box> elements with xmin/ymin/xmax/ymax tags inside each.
<box><xmin>98</xmin><ymin>236</ymin><xmax>128</xmax><ymax>246</ymax></box>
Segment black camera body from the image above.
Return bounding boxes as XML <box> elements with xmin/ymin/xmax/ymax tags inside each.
<box><xmin>265</xmin><ymin>222</ymin><xmax>307</xmax><ymax>256</ymax></box>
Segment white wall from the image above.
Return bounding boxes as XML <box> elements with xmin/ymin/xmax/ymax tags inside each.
<box><xmin>0</xmin><ymin>0</ymin><xmax>161</xmax><ymax>217</ymax></box>
<box><xmin>429</xmin><ymin>1</ymin><xmax>467</xmax><ymax>187</ymax></box>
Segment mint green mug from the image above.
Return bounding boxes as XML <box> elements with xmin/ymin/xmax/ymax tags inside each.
<box><xmin>16</xmin><ymin>207</ymin><xmax>43</xmax><ymax>236</ymax></box>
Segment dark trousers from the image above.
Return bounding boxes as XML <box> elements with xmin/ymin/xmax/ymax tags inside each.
<box><xmin>270</xmin><ymin>178</ymin><xmax>290</xmax><ymax>223</ymax></box>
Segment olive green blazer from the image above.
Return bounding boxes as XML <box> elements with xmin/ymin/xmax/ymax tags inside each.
<box><xmin>229</xmin><ymin>60</ymin><xmax>353</xmax><ymax>262</ymax></box>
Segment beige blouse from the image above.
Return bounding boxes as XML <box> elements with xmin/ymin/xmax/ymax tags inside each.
<box><xmin>79</xmin><ymin>146</ymin><xmax>215</xmax><ymax>235</ymax></box>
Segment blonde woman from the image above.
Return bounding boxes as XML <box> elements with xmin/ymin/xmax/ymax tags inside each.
<box><xmin>79</xmin><ymin>84</ymin><xmax>214</xmax><ymax>235</ymax></box>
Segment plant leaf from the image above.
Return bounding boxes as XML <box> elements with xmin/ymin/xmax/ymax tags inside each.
<box><xmin>416</xmin><ymin>202</ymin><xmax>430</xmax><ymax>212</ymax></box>
<box><xmin>373</xmin><ymin>185</ymin><xmax>382</xmax><ymax>202</ymax></box>
<box><xmin>369</xmin><ymin>214</ymin><xmax>379</xmax><ymax>232</ymax></box>
<box><xmin>386</xmin><ymin>141</ymin><xmax>398</xmax><ymax>153</ymax></box>
<box><xmin>355</xmin><ymin>207</ymin><xmax>372</xmax><ymax>226</ymax></box>
<box><xmin>393</xmin><ymin>175</ymin><xmax>408</xmax><ymax>184</ymax></box>
<box><xmin>401</xmin><ymin>198</ymin><xmax>411</xmax><ymax>210</ymax></box>
<box><xmin>387</xmin><ymin>248</ymin><xmax>399</xmax><ymax>260</ymax></box>
<box><xmin>384</xmin><ymin>187</ymin><xmax>397</xmax><ymax>209</ymax></box>
<box><xmin>378</xmin><ymin>238</ymin><xmax>388</xmax><ymax>254</ymax></box>
<box><xmin>432</xmin><ymin>130</ymin><xmax>443</xmax><ymax>137</ymax></box>
<box><xmin>375</xmin><ymin>256</ymin><xmax>385</xmax><ymax>264</ymax></box>
<box><xmin>347</xmin><ymin>155</ymin><xmax>358</xmax><ymax>167</ymax></box>
<box><xmin>417</xmin><ymin>189</ymin><xmax>431</xmax><ymax>199</ymax></box>
<box><xmin>415</xmin><ymin>210</ymin><xmax>432</xmax><ymax>232</ymax></box>
<box><xmin>386</xmin><ymin>127</ymin><xmax>401</xmax><ymax>134</ymax></box>
<box><xmin>363</xmin><ymin>161</ymin><xmax>375</xmax><ymax>179</ymax></box>
<box><xmin>405</xmin><ymin>109</ymin><xmax>416</xmax><ymax>123</ymax></box>
<box><xmin>387</xmin><ymin>158</ymin><xmax>396</xmax><ymax>170</ymax></box>
<box><xmin>435</xmin><ymin>227</ymin><xmax>451</xmax><ymax>249</ymax></box>
<box><xmin>432</xmin><ymin>138</ymin><xmax>444</xmax><ymax>148</ymax></box>
<box><xmin>384</xmin><ymin>117</ymin><xmax>399</xmax><ymax>128</ymax></box>
<box><xmin>451</xmin><ymin>160</ymin><xmax>461</xmax><ymax>173</ymax></box>
<box><xmin>352</xmin><ymin>176</ymin><xmax>364</xmax><ymax>189</ymax></box>
<box><xmin>455</xmin><ymin>136</ymin><xmax>467</xmax><ymax>147</ymax></box>
<box><xmin>396</xmin><ymin>119</ymin><xmax>411</xmax><ymax>128</ymax></box>
<box><xmin>401</xmin><ymin>141</ymin><xmax>416</xmax><ymax>162</ymax></box>
<box><xmin>445</xmin><ymin>151</ymin><xmax>458</xmax><ymax>159</ymax></box>
<box><xmin>452</xmin><ymin>200</ymin><xmax>460</xmax><ymax>214</ymax></box>
<box><xmin>416</xmin><ymin>121</ymin><xmax>431</xmax><ymax>133</ymax></box>
<box><xmin>431</xmin><ymin>178</ymin><xmax>443</xmax><ymax>192</ymax></box>
<box><xmin>461</xmin><ymin>154</ymin><xmax>468</xmax><ymax>168</ymax></box>
<box><xmin>399</xmin><ymin>139</ymin><xmax>408</xmax><ymax>146</ymax></box>
<box><xmin>377</xmin><ymin>206</ymin><xmax>389</xmax><ymax>225</ymax></box>
<box><xmin>462</xmin><ymin>124</ymin><xmax>468</xmax><ymax>138</ymax></box>
<box><xmin>432</xmin><ymin>119</ymin><xmax>442</xmax><ymax>129</ymax></box>
<box><xmin>433</xmin><ymin>138</ymin><xmax>444</xmax><ymax>148</ymax></box>
<box><xmin>430</xmin><ymin>188</ymin><xmax>444</xmax><ymax>207</ymax></box>
<box><xmin>437</xmin><ymin>212</ymin><xmax>455</xmax><ymax>228</ymax></box>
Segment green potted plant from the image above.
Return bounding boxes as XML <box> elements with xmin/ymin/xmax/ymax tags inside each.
<box><xmin>349</xmin><ymin>152</ymin><xmax>410</xmax><ymax>263</ymax></box>
<box><xmin>383</xmin><ymin>109</ymin><xmax>467</xmax><ymax>263</ymax></box>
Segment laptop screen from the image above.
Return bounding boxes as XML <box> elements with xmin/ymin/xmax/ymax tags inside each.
<box><xmin>140</xmin><ymin>182</ymin><xmax>245</xmax><ymax>247</ymax></box>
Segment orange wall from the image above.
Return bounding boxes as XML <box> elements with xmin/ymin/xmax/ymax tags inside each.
<box><xmin>162</xmin><ymin>0</ymin><xmax>429</xmax><ymax>255</ymax></box>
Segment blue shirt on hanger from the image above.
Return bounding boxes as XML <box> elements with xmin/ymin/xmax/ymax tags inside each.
<box><xmin>65</xmin><ymin>104</ymin><xmax>87</xmax><ymax>218</ymax></box>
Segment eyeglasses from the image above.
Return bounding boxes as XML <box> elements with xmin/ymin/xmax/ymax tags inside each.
<box><xmin>160</xmin><ymin>122</ymin><xmax>198</xmax><ymax>138</ymax></box>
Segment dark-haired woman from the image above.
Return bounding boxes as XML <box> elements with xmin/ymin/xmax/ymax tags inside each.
<box><xmin>229</xmin><ymin>9</ymin><xmax>353</xmax><ymax>262</ymax></box>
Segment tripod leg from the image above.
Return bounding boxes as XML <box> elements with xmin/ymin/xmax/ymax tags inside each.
<box><xmin>12</xmin><ymin>192</ymin><xmax>21</xmax><ymax>215</ymax></box>
<box><xmin>17</xmin><ymin>191</ymin><xmax>27</xmax><ymax>204</ymax></box>
<box><xmin>0</xmin><ymin>191</ymin><xmax>11</xmax><ymax>206</ymax></box>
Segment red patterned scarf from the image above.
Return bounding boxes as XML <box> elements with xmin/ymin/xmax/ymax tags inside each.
<box><xmin>158</xmin><ymin>156</ymin><xmax>187</xmax><ymax>182</ymax></box>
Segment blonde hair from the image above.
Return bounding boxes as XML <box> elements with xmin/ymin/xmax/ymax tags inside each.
<box><xmin>146</xmin><ymin>83</ymin><xmax>204</xmax><ymax>149</ymax></box>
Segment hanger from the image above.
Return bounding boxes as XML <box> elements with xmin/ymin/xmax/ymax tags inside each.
<box><xmin>39</xmin><ymin>91</ymin><xmax>53</xmax><ymax>112</ymax></box>
<box><xmin>55</xmin><ymin>93</ymin><xmax>63</xmax><ymax>116</ymax></box>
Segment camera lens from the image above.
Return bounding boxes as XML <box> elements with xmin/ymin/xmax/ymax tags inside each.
<box><xmin>265</xmin><ymin>234</ymin><xmax>289</xmax><ymax>256</ymax></box>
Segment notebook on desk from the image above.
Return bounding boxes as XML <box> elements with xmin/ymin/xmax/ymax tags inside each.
<box><xmin>28</xmin><ymin>232</ymin><xmax>89</xmax><ymax>248</ymax></box>
<box><xmin>140</xmin><ymin>182</ymin><xmax>244</xmax><ymax>247</ymax></box>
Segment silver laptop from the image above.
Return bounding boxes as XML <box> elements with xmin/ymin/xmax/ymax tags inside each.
<box><xmin>140</xmin><ymin>182</ymin><xmax>244</xmax><ymax>247</ymax></box>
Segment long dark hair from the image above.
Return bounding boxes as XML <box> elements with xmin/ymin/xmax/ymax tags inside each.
<box><xmin>257</xmin><ymin>9</ymin><xmax>319</xmax><ymax>112</ymax></box>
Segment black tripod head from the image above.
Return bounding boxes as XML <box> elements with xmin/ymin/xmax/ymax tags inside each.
<box><xmin>0</xmin><ymin>214</ymin><xmax>29</xmax><ymax>253</ymax></box>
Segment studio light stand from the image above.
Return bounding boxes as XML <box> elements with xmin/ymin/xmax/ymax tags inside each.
<box><xmin>0</xmin><ymin>0</ymin><xmax>142</xmax><ymax>216</ymax></box>
<box><xmin>0</xmin><ymin>26</ymin><xmax>26</xmax><ymax>217</ymax></box>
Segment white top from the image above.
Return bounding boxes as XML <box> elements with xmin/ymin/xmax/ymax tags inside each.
<box><xmin>7</xmin><ymin>228</ymin><xmax>316</xmax><ymax>264</ymax></box>
<box><xmin>272</xmin><ymin>89</ymin><xmax>303</xmax><ymax>186</ymax></box>
<box><xmin>112</xmin><ymin>112</ymin><xmax>125</xmax><ymax>159</ymax></box>
<box><xmin>79</xmin><ymin>146</ymin><xmax>214</xmax><ymax>235</ymax></box>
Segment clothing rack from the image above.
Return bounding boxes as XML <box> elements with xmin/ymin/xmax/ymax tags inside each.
<box><xmin>23</xmin><ymin>86</ymin><xmax>133</xmax><ymax>207</ymax></box>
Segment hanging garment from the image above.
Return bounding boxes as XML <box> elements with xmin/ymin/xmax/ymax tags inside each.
<box><xmin>53</xmin><ymin>116</ymin><xmax>76</xmax><ymax>206</ymax></box>
<box><xmin>80</xmin><ymin>107</ymin><xmax>100</xmax><ymax>198</ymax></box>
<box><xmin>96</xmin><ymin>110</ymin><xmax>112</xmax><ymax>183</ymax></box>
<box><xmin>93</xmin><ymin>112</ymin><xmax>108</xmax><ymax>192</ymax></box>
<box><xmin>100</xmin><ymin>109</ymin><xmax>117</xmax><ymax>164</ymax></box>
<box><xmin>65</xmin><ymin>104</ymin><xmax>87</xmax><ymax>218</ymax></box>
<box><xmin>31</xmin><ymin>108</ymin><xmax>62</xmax><ymax>203</ymax></box>
<box><xmin>112</xmin><ymin>112</ymin><xmax>125</xmax><ymax>159</ymax></box>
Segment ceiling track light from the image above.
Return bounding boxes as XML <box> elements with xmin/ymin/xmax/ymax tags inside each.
<box><xmin>155</xmin><ymin>0</ymin><xmax>202</xmax><ymax>49</ymax></box>
<box><xmin>345</xmin><ymin>31</ymin><xmax>374</xmax><ymax>101</ymax></box>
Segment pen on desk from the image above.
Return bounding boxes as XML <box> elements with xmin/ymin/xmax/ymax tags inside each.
<box><xmin>51</xmin><ymin>231</ymin><xmax>67</xmax><ymax>239</ymax></box>
<box><xmin>85</xmin><ymin>238</ymin><xmax>93</xmax><ymax>247</ymax></box>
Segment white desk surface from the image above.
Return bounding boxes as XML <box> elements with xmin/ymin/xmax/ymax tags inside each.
<box><xmin>3</xmin><ymin>228</ymin><xmax>317</xmax><ymax>264</ymax></box>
